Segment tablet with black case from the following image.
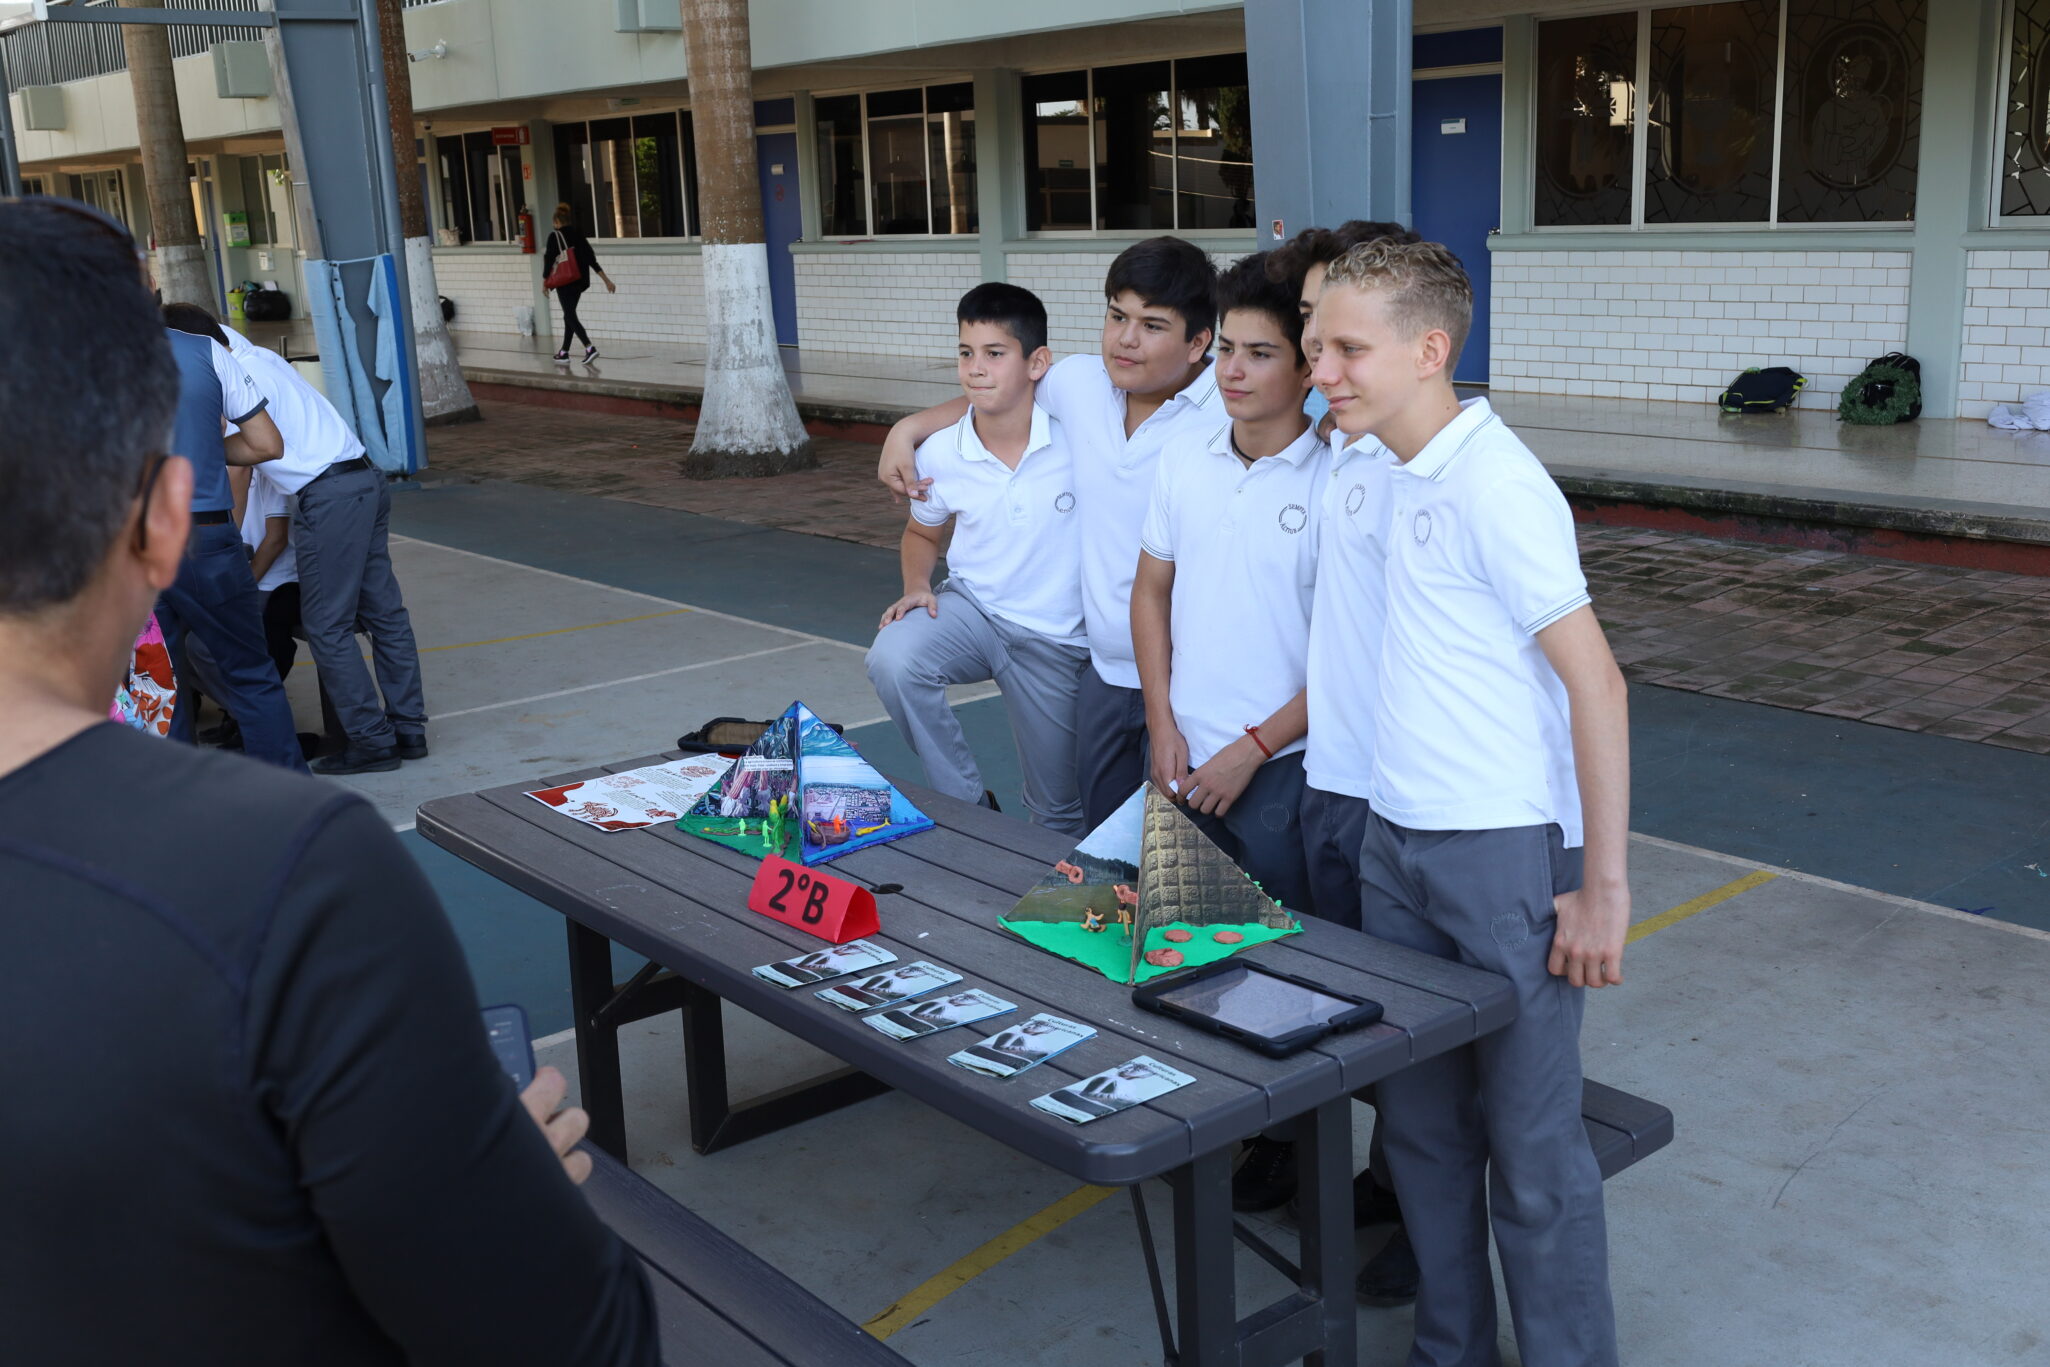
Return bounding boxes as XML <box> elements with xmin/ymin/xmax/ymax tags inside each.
<box><xmin>1131</xmin><ymin>959</ymin><xmax>1383</xmax><ymax>1057</ymax></box>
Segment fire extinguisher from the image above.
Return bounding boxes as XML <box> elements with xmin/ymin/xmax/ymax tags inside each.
<box><xmin>517</xmin><ymin>208</ymin><xmax>536</xmax><ymax>255</ymax></box>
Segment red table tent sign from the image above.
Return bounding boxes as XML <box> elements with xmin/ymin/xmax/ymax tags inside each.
<box><xmin>747</xmin><ymin>854</ymin><xmax>878</xmax><ymax>944</ymax></box>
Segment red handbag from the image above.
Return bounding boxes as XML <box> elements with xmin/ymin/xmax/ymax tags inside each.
<box><xmin>543</xmin><ymin>230</ymin><xmax>583</xmax><ymax>290</ymax></box>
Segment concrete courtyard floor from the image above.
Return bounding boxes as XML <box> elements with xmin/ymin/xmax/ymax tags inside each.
<box><xmin>285</xmin><ymin>473</ymin><xmax>2050</xmax><ymax>1366</ymax></box>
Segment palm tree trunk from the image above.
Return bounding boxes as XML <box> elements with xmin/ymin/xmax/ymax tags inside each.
<box><xmin>120</xmin><ymin>0</ymin><xmax>212</xmax><ymax>307</ymax></box>
<box><xmin>376</xmin><ymin>0</ymin><xmax>479</xmax><ymax>425</ymax></box>
<box><xmin>680</xmin><ymin>0</ymin><xmax>813</xmax><ymax>477</ymax></box>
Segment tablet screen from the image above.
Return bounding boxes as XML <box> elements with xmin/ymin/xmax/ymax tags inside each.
<box><xmin>1150</xmin><ymin>963</ymin><xmax>1359</xmax><ymax>1037</ymax></box>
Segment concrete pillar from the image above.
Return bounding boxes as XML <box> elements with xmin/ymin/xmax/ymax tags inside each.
<box><xmin>1245</xmin><ymin>0</ymin><xmax>1412</xmax><ymax>246</ymax></box>
<box><xmin>972</xmin><ymin>68</ymin><xmax>1021</xmax><ymax>283</ymax></box>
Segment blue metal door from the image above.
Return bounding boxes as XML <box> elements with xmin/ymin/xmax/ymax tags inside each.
<box><xmin>756</xmin><ymin>130</ymin><xmax>800</xmax><ymax>346</ymax></box>
<box><xmin>1411</xmin><ymin>74</ymin><xmax>1501</xmax><ymax>385</ymax></box>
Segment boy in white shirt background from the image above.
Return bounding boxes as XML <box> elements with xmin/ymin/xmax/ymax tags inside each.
<box><xmin>1312</xmin><ymin>240</ymin><xmax>1631</xmax><ymax>1367</ymax></box>
<box><xmin>1130</xmin><ymin>252</ymin><xmax>1324</xmax><ymax>913</ymax></box>
<box><xmin>875</xmin><ymin>238</ymin><xmax>1225</xmax><ymax>828</ymax></box>
<box><xmin>866</xmin><ymin>284</ymin><xmax>1089</xmax><ymax>834</ymax></box>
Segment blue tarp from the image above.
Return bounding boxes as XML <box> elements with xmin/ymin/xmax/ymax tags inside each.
<box><xmin>303</xmin><ymin>254</ymin><xmax>422</xmax><ymax>475</ymax></box>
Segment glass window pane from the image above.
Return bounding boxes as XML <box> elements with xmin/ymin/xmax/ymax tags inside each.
<box><xmin>1773</xmin><ymin>0</ymin><xmax>1924</xmax><ymax>221</ymax></box>
<box><xmin>1173</xmin><ymin>53</ymin><xmax>1255</xmax><ymax>230</ymax></box>
<box><xmin>438</xmin><ymin>137</ymin><xmax>475</xmax><ymax>242</ymax></box>
<box><xmin>870</xmin><ymin>114</ymin><xmax>931</xmax><ymax>233</ymax></box>
<box><xmin>928</xmin><ymin>107</ymin><xmax>978</xmax><ymax>234</ymax></box>
<box><xmin>499</xmin><ymin>144</ymin><xmax>528</xmax><ymax>237</ymax></box>
<box><xmin>928</xmin><ymin>81</ymin><xmax>974</xmax><ymax>115</ymax></box>
<box><xmin>815</xmin><ymin>94</ymin><xmax>866</xmax><ymax>236</ymax></box>
<box><xmin>681</xmin><ymin>110</ymin><xmax>702</xmax><ymax>236</ymax></box>
<box><xmin>588</xmin><ymin>116</ymin><xmax>637</xmax><ymax>237</ymax></box>
<box><xmin>1023</xmin><ymin>69</ymin><xmax>1092</xmax><ymax>231</ymax></box>
<box><xmin>867</xmin><ymin>86</ymin><xmax>923</xmax><ymax>119</ymax></box>
<box><xmin>1645</xmin><ymin>3</ymin><xmax>1776</xmax><ymax>224</ymax></box>
<box><xmin>552</xmin><ymin>122</ymin><xmax>593</xmax><ymax>234</ymax></box>
<box><xmin>464</xmin><ymin>131</ymin><xmax>502</xmax><ymax>241</ymax></box>
<box><xmin>2005</xmin><ymin>0</ymin><xmax>2050</xmax><ymax>215</ymax></box>
<box><xmin>632</xmin><ymin>113</ymin><xmax>685</xmax><ymax>236</ymax></box>
<box><xmin>1094</xmin><ymin>60</ymin><xmax>1173</xmax><ymax>231</ymax></box>
<box><xmin>239</xmin><ymin>159</ymin><xmax>271</xmax><ymax>244</ymax></box>
<box><xmin>1534</xmin><ymin>12</ymin><xmax>1638</xmax><ymax>227</ymax></box>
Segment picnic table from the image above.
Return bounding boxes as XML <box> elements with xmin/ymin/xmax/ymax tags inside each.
<box><xmin>418</xmin><ymin>751</ymin><xmax>1521</xmax><ymax>1367</ymax></box>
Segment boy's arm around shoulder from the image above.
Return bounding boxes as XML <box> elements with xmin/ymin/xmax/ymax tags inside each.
<box><xmin>1537</xmin><ymin>607</ymin><xmax>1630</xmax><ymax>989</ymax></box>
<box><xmin>878</xmin><ymin>399</ymin><xmax>969</xmax><ymax>502</ymax></box>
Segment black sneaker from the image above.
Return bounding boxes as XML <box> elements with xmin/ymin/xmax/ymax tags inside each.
<box><xmin>582</xmin><ymin>345</ymin><xmax>599</xmax><ymax>363</ymax></box>
<box><xmin>396</xmin><ymin>732</ymin><xmax>429</xmax><ymax>761</ymax></box>
<box><xmin>1286</xmin><ymin>1168</ymin><xmax>1404</xmax><ymax>1228</ymax></box>
<box><xmin>1356</xmin><ymin>1226</ymin><xmax>1419</xmax><ymax>1307</ymax></box>
<box><xmin>1232</xmin><ymin>1136</ymin><xmax>1298</xmax><ymax>1212</ymax></box>
<box><xmin>552</xmin><ymin>348</ymin><xmax>570</xmax><ymax>362</ymax></box>
<box><xmin>312</xmin><ymin>742</ymin><xmax>401</xmax><ymax>775</ymax></box>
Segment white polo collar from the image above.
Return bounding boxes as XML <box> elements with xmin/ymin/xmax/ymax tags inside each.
<box><xmin>1394</xmin><ymin>396</ymin><xmax>1499</xmax><ymax>482</ymax></box>
<box><xmin>957</xmin><ymin>402</ymin><xmax>1053</xmax><ymax>465</ymax></box>
<box><xmin>1206</xmin><ymin>417</ymin><xmax>1322</xmax><ymax>468</ymax></box>
<box><xmin>1128</xmin><ymin>357</ymin><xmax>1219</xmax><ymax>414</ymax></box>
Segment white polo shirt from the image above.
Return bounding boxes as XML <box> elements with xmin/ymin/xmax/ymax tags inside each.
<box><xmin>1303</xmin><ymin>433</ymin><xmax>1399</xmax><ymax>800</ymax></box>
<box><xmin>226</xmin><ymin>328</ymin><xmax>366</xmax><ymax>494</ymax></box>
<box><xmin>238</xmin><ymin>465</ymin><xmax>299</xmax><ymax>593</ymax></box>
<box><xmin>910</xmin><ymin>404</ymin><xmax>1084</xmax><ymax>642</ymax></box>
<box><xmin>1371</xmin><ymin>398</ymin><xmax>1591</xmax><ymax>846</ymax></box>
<box><xmin>1139</xmin><ymin>419</ymin><xmax>1329</xmax><ymax>769</ymax></box>
<box><xmin>1036</xmin><ymin>353</ymin><xmax>1225</xmax><ymax>689</ymax></box>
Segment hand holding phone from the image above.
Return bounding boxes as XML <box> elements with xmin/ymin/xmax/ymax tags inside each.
<box><xmin>481</xmin><ymin>1004</ymin><xmax>535</xmax><ymax>1091</ymax></box>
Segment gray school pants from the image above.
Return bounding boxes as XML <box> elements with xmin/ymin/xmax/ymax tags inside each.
<box><xmin>1297</xmin><ymin>784</ymin><xmax>1393</xmax><ymax>1185</ymax></box>
<box><xmin>864</xmin><ymin>581</ymin><xmax>1088</xmax><ymax>835</ymax></box>
<box><xmin>1074</xmin><ymin>667</ymin><xmax>1147</xmax><ymax>830</ymax></box>
<box><xmin>1357</xmin><ymin>812</ymin><xmax>1616</xmax><ymax>1367</ymax></box>
<box><xmin>292</xmin><ymin>464</ymin><xmax>428</xmax><ymax>749</ymax></box>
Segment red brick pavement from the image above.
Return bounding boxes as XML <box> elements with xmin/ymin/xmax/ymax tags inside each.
<box><xmin>429</xmin><ymin>400</ymin><xmax>2050</xmax><ymax>753</ymax></box>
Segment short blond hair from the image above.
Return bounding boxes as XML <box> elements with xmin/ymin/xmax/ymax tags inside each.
<box><xmin>1323</xmin><ymin>239</ymin><xmax>1474</xmax><ymax>373</ymax></box>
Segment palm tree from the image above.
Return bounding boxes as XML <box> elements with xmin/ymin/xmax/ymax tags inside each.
<box><xmin>375</xmin><ymin>0</ymin><xmax>479</xmax><ymax>424</ymax></box>
<box><xmin>679</xmin><ymin>0</ymin><xmax>813</xmax><ymax>477</ymax></box>
<box><xmin>120</xmin><ymin>0</ymin><xmax>211</xmax><ymax>306</ymax></box>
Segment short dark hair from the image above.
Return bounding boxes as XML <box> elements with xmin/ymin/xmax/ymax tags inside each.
<box><xmin>0</xmin><ymin>200</ymin><xmax>179</xmax><ymax>614</ymax></box>
<box><xmin>956</xmin><ymin>282</ymin><xmax>1049</xmax><ymax>354</ymax></box>
<box><xmin>1266</xmin><ymin>219</ymin><xmax>1422</xmax><ymax>296</ymax></box>
<box><xmin>1104</xmin><ymin>236</ymin><xmax>1217</xmax><ymax>342</ymax></box>
<box><xmin>1215</xmin><ymin>252</ymin><xmax>1307</xmax><ymax>365</ymax></box>
<box><xmin>163</xmin><ymin>301</ymin><xmax>230</xmax><ymax>348</ymax></box>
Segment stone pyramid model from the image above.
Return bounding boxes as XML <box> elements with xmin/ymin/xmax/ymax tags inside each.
<box><xmin>1128</xmin><ymin>788</ymin><xmax>1294</xmax><ymax>983</ymax></box>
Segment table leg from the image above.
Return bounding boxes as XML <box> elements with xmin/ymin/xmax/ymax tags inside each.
<box><xmin>1295</xmin><ymin>1098</ymin><xmax>1358</xmax><ymax>1367</ymax></box>
<box><xmin>566</xmin><ymin>919</ymin><xmax>628</xmax><ymax>1162</ymax></box>
<box><xmin>1169</xmin><ymin>1146</ymin><xmax>1237</xmax><ymax>1367</ymax></box>
<box><xmin>678</xmin><ymin>979</ymin><xmax>892</xmax><ymax>1155</ymax></box>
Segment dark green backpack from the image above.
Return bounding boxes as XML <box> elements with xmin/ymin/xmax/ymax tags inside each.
<box><xmin>1717</xmin><ymin>366</ymin><xmax>1807</xmax><ymax>414</ymax></box>
<box><xmin>1838</xmin><ymin>352</ymin><xmax>1922</xmax><ymax>425</ymax></box>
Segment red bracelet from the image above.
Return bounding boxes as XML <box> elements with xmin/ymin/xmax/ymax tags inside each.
<box><xmin>1243</xmin><ymin>724</ymin><xmax>1273</xmax><ymax>758</ymax></box>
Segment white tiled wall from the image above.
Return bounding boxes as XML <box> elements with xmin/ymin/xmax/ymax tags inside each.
<box><xmin>1007</xmin><ymin>249</ymin><xmax>1248</xmax><ymax>355</ymax></box>
<box><xmin>794</xmin><ymin>250</ymin><xmax>984</xmax><ymax>357</ymax></box>
<box><xmin>1959</xmin><ymin>250</ymin><xmax>2050</xmax><ymax>420</ymax></box>
<box><xmin>562</xmin><ymin>252</ymin><xmax>707</xmax><ymax>346</ymax></box>
<box><xmin>1490</xmin><ymin>250</ymin><xmax>1911</xmax><ymax>409</ymax></box>
<box><xmin>431</xmin><ymin>252</ymin><xmax>534</xmax><ymax>335</ymax></box>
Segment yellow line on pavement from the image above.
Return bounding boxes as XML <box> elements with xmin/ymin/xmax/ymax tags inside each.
<box><xmin>862</xmin><ymin>1184</ymin><xmax>1118</xmax><ymax>1341</ymax></box>
<box><xmin>415</xmin><ymin>607</ymin><xmax>692</xmax><ymax>654</ymax></box>
<box><xmin>1628</xmin><ymin>868</ymin><xmax>1778</xmax><ymax>944</ymax></box>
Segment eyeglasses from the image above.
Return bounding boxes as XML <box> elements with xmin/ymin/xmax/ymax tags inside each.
<box><xmin>134</xmin><ymin>452</ymin><xmax>169</xmax><ymax>552</ymax></box>
<box><xmin>4</xmin><ymin>194</ymin><xmax>147</xmax><ymax>263</ymax></box>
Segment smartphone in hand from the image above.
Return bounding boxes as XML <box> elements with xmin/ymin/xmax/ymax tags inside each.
<box><xmin>481</xmin><ymin>1003</ymin><xmax>535</xmax><ymax>1091</ymax></box>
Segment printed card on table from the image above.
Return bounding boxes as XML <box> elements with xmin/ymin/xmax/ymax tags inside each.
<box><xmin>752</xmin><ymin>939</ymin><xmax>897</xmax><ymax>989</ymax></box>
<box><xmin>526</xmin><ymin>756</ymin><xmax>733</xmax><ymax>833</ymax></box>
<box><xmin>1029</xmin><ymin>1055</ymin><xmax>1196</xmax><ymax>1125</ymax></box>
<box><xmin>865</xmin><ymin>989</ymin><xmax>1015</xmax><ymax>1041</ymax></box>
<box><xmin>947</xmin><ymin>1013</ymin><xmax>1096</xmax><ymax>1079</ymax></box>
<box><xmin>815</xmin><ymin>961</ymin><xmax>962</xmax><ymax>1013</ymax></box>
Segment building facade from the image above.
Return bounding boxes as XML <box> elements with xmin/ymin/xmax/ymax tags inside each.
<box><xmin>8</xmin><ymin>0</ymin><xmax>2050</xmax><ymax>419</ymax></box>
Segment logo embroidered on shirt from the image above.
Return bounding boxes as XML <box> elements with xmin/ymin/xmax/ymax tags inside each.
<box><xmin>1277</xmin><ymin>504</ymin><xmax>1309</xmax><ymax>534</ymax></box>
<box><xmin>1344</xmin><ymin>483</ymin><xmax>1367</xmax><ymax>517</ymax></box>
<box><xmin>1413</xmin><ymin>509</ymin><xmax>1434</xmax><ymax>544</ymax></box>
<box><xmin>1054</xmin><ymin>492</ymin><xmax>1076</xmax><ymax>513</ymax></box>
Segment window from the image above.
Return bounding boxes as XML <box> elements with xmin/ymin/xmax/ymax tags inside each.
<box><xmin>550</xmin><ymin>112</ymin><xmax>699</xmax><ymax>239</ymax></box>
<box><xmin>1534</xmin><ymin>2</ymin><xmax>1924</xmax><ymax>228</ymax></box>
<box><xmin>1023</xmin><ymin>54</ymin><xmax>1255</xmax><ymax>233</ymax></box>
<box><xmin>812</xmin><ymin>83</ymin><xmax>977</xmax><ymax>237</ymax></box>
<box><xmin>61</xmin><ymin>170</ymin><xmax>132</xmax><ymax>229</ymax></box>
<box><xmin>436</xmin><ymin>131</ymin><xmax>527</xmax><ymax>244</ymax></box>
<box><xmin>2001</xmin><ymin>0</ymin><xmax>2050</xmax><ymax>217</ymax></box>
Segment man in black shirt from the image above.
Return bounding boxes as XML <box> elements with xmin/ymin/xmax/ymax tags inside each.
<box><xmin>0</xmin><ymin>201</ymin><xmax>657</xmax><ymax>1364</ymax></box>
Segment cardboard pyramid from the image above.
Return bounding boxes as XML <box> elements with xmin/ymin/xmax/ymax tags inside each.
<box><xmin>998</xmin><ymin>785</ymin><xmax>1299</xmax><ymax>984</ymax></box>
<box><xmin>677</xmin><ymin>701</ymin><xmax>933</xmax><ymax>865</ymax></box>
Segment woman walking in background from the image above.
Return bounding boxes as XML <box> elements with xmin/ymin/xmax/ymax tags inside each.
<box><xmin>543</xmin><ymin>202</ymin><xmax>616</xmax><ymax>363</ymax></box>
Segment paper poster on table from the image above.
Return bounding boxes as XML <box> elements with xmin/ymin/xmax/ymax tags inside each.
<box><xmin>752</xmin><ymin>939</ymin><xmax>897</xmax><ymax>989</ymax></box>
<box><xmin>815</xmin><ymin>960</ymin><xmax>962</xmax><ymax>1012</ymax></box>
<box><xmin>865</xmin><ymin>988</ymin><xmax>1015</xmax><ymax>1041</ymax></box>
<box><xmin>997</xmin><ymin>786</ymin><xmax>1299</xmax><ymax>984</ymax></box>
<box><xmin>676</xmin><ymin>701</ymin><xmax>932</xmax><ymax>864</ymax></box>
<box><xmin>1030</xmin><ymin>1055</ymin><xmax>1196</xmax><ymax>1125</ymax></box>
<box><xmin>526</xmin><ymin>755</ymin><xmax>733</xmax><ymax>832</ymax></box>
<box><xmin>947</xmin><ymin>1013</ymin><xmax>1096</xmax><ymax>1078</ymax></box>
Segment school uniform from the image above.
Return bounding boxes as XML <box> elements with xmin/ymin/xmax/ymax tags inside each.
<box><xmin>1138</xmin><ymin>419</ymin><xmax>1328</xmax><ymax>912</ymax></box>
<box><xmin>1359</xmin><ymin>397</ymin><xmax>1615</xmax><ymax>1367</ymax></box>
<box><xmin>1035</xmin><ymin>353</ymin><xmax>1225</xmax><ymax>828</ymax></box>
<box><xmin>238</xmin><ymin>465</ymin><xmax>301</xmax><ymax>685</ymax></box>
<box><xmin>865</xmin><ymin>404</ymin><xmax>1089</xmax><ymax>834</ymax></box>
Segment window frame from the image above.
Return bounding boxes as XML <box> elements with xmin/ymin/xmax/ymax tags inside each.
<box><xmin>1529</xmin><ymin>1</ymin><xmax>1916</xmax><ymax>233</ymax></box>
<box><xmin>809</xmin><ymin>80</ymin><xmax>979</xmax><ymax>241</ymax></box>
<box><xmin>1990</xmin><ymin>0</ymin><xmax>2050</xmax><ymax>226</ymax></box>
<box><xmin>550</xmin><ymin>111</ymin><xmax>702</xmax><ymax>244</ymax></box>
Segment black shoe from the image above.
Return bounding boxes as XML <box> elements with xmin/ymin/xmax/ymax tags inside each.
<box><xmin>1232</xmin><ymin>1137</ymin><xmax>1298</xmax><ymax>1212</ymax></box>
<box><xmin>312</xmin><ymin>742</ymin><xmax>401</xmax><ymax>775</ymax></box>
<box><xmin>1356</xmin><ymin>1226</ymin><xmax>1419</xmax><ymax>1307</ymax></box>
<box><xmin>296</xmin><ymin>732</ymin><xmax>323</xmax><ymax>762</ymax></box>
<box><xmin>582</xmin><ymin>345</ymin><xmax>599</xmax><ymax>363</ymax></box>
<box><xmin>980</xmin><ymin>789</ymin><xmax>1002</xmax><ymax>813</ymax></box>
<box><xmin>1286</xmin><ymin>1168</ymin><xmax>1404</xmax><ymax>1227</ymax></box>
<box><xmin>396</xmin><ymin>732</ymin><xmax>429</xmax><ymax>761</ymax></box>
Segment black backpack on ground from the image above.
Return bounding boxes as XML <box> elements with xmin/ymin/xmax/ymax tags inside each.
<box><xmin>1717</xmin><ymin>366</ymin><xmax>1807</xmax><ymax>414</ymax></box>
<box><xmin>1838</xmin><ymin>352</ymin><xmax>1922</xmax><ymax>425</ymax></box>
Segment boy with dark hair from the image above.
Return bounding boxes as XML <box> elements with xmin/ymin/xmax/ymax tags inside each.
<box><xmin>1130</xmin><ymin>252</ymin><xmax>1320</xmax><ymax>912</ymax></box>
<box><xmin>877</xmin><ymin>237</ymin><xmax>1223</xmax><ymax>828</ymax></box>
<box><xmin>1269</xmin><ymin>220</ymin><xmax>1421</xmax><ymax>424</ymax></box>
<box><xmin>866</xmin><ymin>282</ymin><xmax>1089</xmax><ymax>833</ymax></box>
<box><xmin>1312</xmin><ymin>238</ymin><xmax>1631</xmax><ymax>1367</ymax></box>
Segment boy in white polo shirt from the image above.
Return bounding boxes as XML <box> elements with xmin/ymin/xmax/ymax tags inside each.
<box><xmin>865</xmin><ymin>284</ymin><xmax>1089</xmax><ymax>834</ymax></box>
<box><xmin>1130</xmin><ymin>252</ymin><xmax>1323</xmax><ymax>913</ymax></box>
<box><xmin>875</xmin><ymin>238</ymin><xmax>1224</xmax><ymax>828</ymax></box>
<box><xmin>1312</xmin><ymin>239</ymin><xmax>1631</xmax><ymax>1367</ymax></box>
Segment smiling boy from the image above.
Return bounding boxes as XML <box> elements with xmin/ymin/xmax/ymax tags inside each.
<box><xmin>876</xmin><ymin>239</ymin><xmax>1223</xmax><ymax>827</ymax></box>
<box><xmin>1311</xmin><ymin>240</ymin><xmax>1631</xmax><ymax>1367</ymax></box>
<box><xmin>865</xmin><ymin>284</ymin><xmax>1089</xmax><ymax>834</ymax></box>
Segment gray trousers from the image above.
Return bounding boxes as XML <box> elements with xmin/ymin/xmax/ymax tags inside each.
<box><xmin>1075</xmin><ymin>668</ymin><xmax>1147</xmax><ymax>830</ymax></box>
<box><xmin>1182</xmin><ymin>750</ymin><xmax>1313</xmax><ymax>916</ymax></box>
<box><xmin>1357</xmin><ymin>812</ymin><xmax>1616</xmax><ymax>1367</ymax></box>
<box><xmin>293</xmin><ymin>465</ymin><xmax>427</xmax><ymax>748</ymax></box>
<box><xmin>1297</xmin><ymin>784</ymin><xmax>1393</xmax><ymax>1185</ymax></box>
<box><xmin>865</xmin><ymin>582</ymin><xmax>1088</xmax><ymax>835</ymax></box>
